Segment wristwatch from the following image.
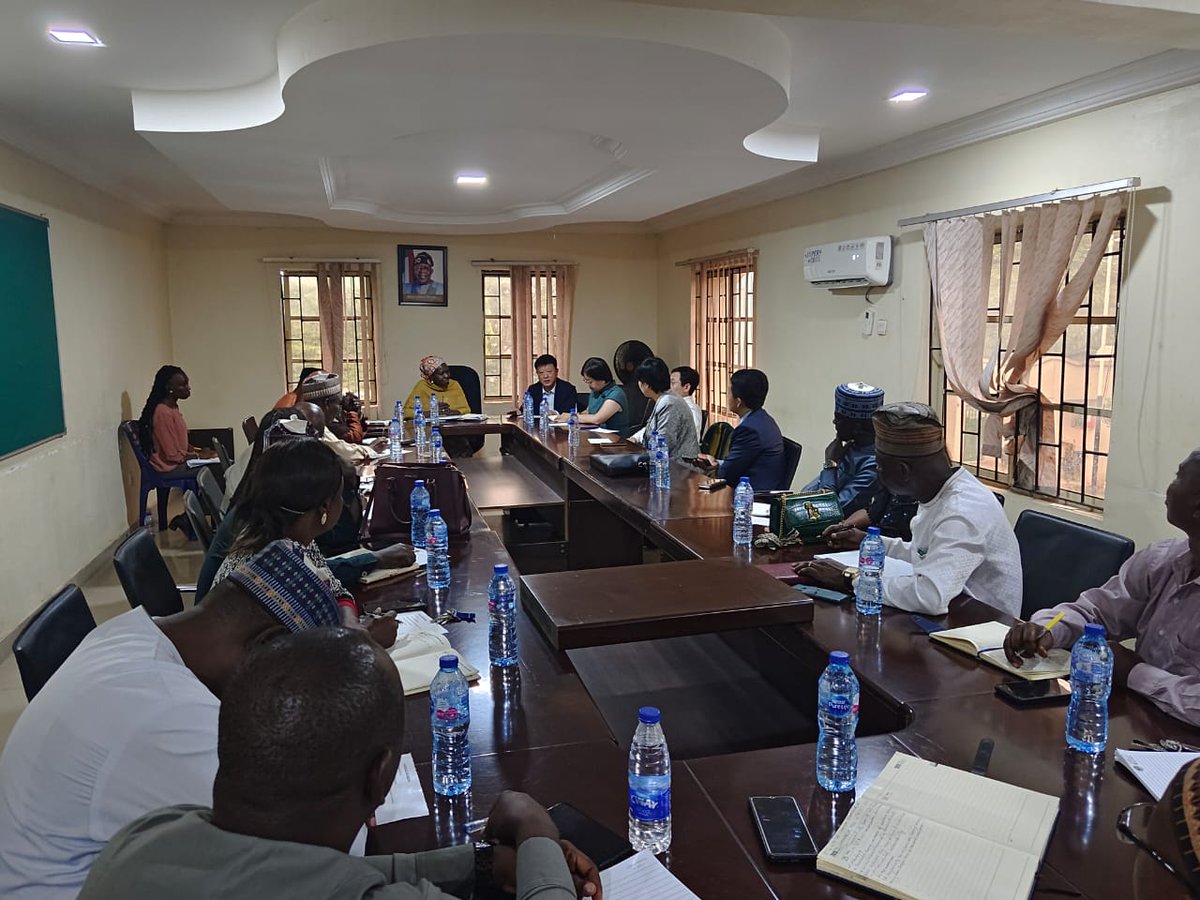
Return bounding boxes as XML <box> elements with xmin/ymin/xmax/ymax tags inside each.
<box><xmin>823</xmin><ymin>459</ymin><xmax>839</xmax><ymax>470</ymax></box>
<box><xmin>842</xmin><ymin>568</ymin><xmax>858</xmax><ymax>589</ymax></box>
<box><xmin>473</xmin><ymin>842</ymin><xmax>504</xmax><ymax>900</ymax></box>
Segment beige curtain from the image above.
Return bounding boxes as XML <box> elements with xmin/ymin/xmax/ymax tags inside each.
<box><xmin>549</xmin><ymin>264</ymin><xmax>575</xmax><ymax>378</ymax></box>
<box><xmin>510</xmin><ymin>266</ymin><xmax>533</xmax><ymax>408</ymax></box>
<box><xmin>315</xmin><ymin>262</ymin><xmax>345</xmax><ymax>379</ymax></box>
<box><xmin>509</xmin><ymin>264</ymin><xmax>576</xmax><ymax>408</ymax></box>
<box><xmin>341</xmin><ymin>261</ymin><xmax>382</xmax><ymax>414</ymax></box>
<box><xmin>925</xmin><ymin>193</ymin><xmax>1124</xmax><ymax>485</ymax></box>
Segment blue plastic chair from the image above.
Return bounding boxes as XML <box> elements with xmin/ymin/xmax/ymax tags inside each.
<box><xmin>120</xmin><ymin>420</ymin><xmax>197</xmax><ymax>531</ymax></box>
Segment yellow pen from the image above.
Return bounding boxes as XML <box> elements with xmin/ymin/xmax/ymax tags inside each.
<box><xmin>1042</xmin><ymin>612</ymin><xmax>1065</xmax><ymax>632</ymax></box>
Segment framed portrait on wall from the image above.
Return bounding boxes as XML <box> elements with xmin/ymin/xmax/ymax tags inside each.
<box><xmin>398</xmin><ymin>245</ymin><xmax>448</xmax><ymax>306</ymax></box>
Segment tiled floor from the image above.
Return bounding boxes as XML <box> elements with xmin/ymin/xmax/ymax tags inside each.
<box><xmin>0</xmin><ymin>509</ymin><xmax>204</xmax><ymax>745</ymax></box>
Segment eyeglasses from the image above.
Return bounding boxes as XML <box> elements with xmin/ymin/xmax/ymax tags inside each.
<box><xmin>1117</xmin><ymin>802</ymin><xmax>1198</xmax><ymax>895</ymax></box>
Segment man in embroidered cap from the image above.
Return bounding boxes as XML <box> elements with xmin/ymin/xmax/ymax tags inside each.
<box><xmin>802</xmin><ymin>382</ymin><xmax>884</xmax><ymax>507</ymax></box>
<box><xmin>1122</xmin><ymin>756</ymin><xmax>1200</xmax><ymax>898</ymax></box>
<box><xmin>0</xmin><ymin>540</ymin><xmax>340</xmax><ymax>899</ymax></box>
<box><xmin>794</xmin><ymin>401</ymin><xmax>1021</xmax><ymax>617</ymax></box>
<box><xmin>298</xmin><ymin>371</ymin><xmax>369</xmax><ymax>445</ymax></box>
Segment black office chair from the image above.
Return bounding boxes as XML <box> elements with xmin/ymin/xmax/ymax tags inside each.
<box><xmin>196</xmin><ymin>467</ymin><xmax>224</xmax><ymax>525</ymax></box>
<box><xmin>781</xmin><ymin>437</ymin><xmax>803</xmax><ymax>490</ymax></box>
<box><xmin>446</xmin><ymin>365</ymin><xmax>485</xmax><ymax>455</ymax></box>
<box><xmin>13</xmin><ymin>584</ymin><xmax>96</xmax><ymax>701</ymax></box>
<box><xmin>622</xmin><ymin>384</ymin><xmax>650</xmax><ymax>432</ymax></box>
<box><xmin>699</xmin><ymin>408</ymin><xmax>709</xmax><ymax>435</ymax></box>
<box><xmin>184</xmin><ymin>491</ymin><xmax>214</xmax><ymax>551</ymax></box>
<box><xmin>112</xmin><ymin>528</ymin><xmax>186</xmax><ymax>616</ymax></box>
<box><xmin>1013</xmin><ymin>510</ymin><xmax>1135</xmax><ymax>620</ymax></box>
<box><xmin>701</xmin><ymin>422</ymin><xmax>734</xmax><ymax>459</ymax></box>
<box><xmin>211</xmin><ymin>436</ymin><xmax>233</xmax><ymax>473</ymax></box>
<box><xmin>993</xmin><ymin>491</ymin><xmax>1006</xmax><ymax>507</ymax></box>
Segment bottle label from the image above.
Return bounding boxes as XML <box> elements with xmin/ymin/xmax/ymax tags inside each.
<box><xmin>628</xmin><ymin>785</ymin><xmax>671</xmax><ymax>822</ymax></box>
<box><xmin>435</xmin><ymin>706</ymin><xmax>463</xmax><ymax>723</ymax></box>
<box><xmin>825</xmin><ymin>694</ymin><xmax>858</xmax><ymax>718</ymax></box>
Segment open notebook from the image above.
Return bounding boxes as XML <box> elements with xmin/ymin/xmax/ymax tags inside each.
<box><xmin>386</xmin><ymin>611</ymin><xmax>480</xmax><ymax>695</ymax></box>
<box><xmin>1115</xmin><ymin>750</ymin><xmax>1200</xmax><ymax>801</ymax></box>
<box><xmin>817</xmin><ymin>753</ymin><xmax>1059</xmax><ymax>900</ymax></box>
<box><xmin>929</xmin><ymin>621</ymin><xmax>1071</xmax><ymax>681</ymax></box>
<box><xmin>815</xmin><ymin>549</ymin><xmax>914</xmax><ymax>578</ymax></box>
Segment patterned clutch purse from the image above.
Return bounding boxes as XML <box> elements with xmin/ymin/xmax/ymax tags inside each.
<box><xmin>768</xmin><ymin>490</ymin><xmax>844</xmax><ymax>545</ymax></box>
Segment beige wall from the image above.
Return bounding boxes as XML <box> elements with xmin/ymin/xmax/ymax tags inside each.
<box><xmin>166</xmin><ymin>226</ymin><xmax>659</xmax><ymax>448</ymax></box>
<box><xmin>658</xmin><ymin>83</ymin><xmax>1200</xmax><ymax>547</ymax></box>
<box><xmin>0</xmin><ymin>141</ymin><xmax>171</xmax><ymax>635</ymax></box>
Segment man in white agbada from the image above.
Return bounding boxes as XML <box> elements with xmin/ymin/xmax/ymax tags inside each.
<box><xmin>793</xmin><ymin>401</ymin><xmax>1022</xmax><ymax>616</ymax></box>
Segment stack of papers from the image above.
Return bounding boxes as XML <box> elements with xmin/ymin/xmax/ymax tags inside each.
<box><xmin>1116</xmin><ymin>750</ymin><xmax>1200</xmax><ymax>800</ymax></box>
<box><xmin>601</xmin><ymin>850</ymin><xmax>700</xmax><ymax>900</ymax></box>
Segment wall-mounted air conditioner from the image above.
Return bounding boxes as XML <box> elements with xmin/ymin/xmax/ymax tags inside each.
<box><xmin>803</xmin><ymin>236</ymin><xmax>892</xmax><ymax>290</ymax></box>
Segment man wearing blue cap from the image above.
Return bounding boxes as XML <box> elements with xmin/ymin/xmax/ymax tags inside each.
<box><xmin>0</xmin><ymin>540</ymin><xmax>341</xmax><ymax>899</ymax></box>
<box><xmin>802</xmin><ymin>382</ymin><xmax>884</xmax><ymax>508</ymax></box>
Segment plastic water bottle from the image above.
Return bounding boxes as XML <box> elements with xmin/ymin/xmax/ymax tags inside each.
<box><xmin>414</xmin><ymin>399</ymin><xmax>427</xmax><ymax>455</ymax></box>
<box><xmin>430</xmin><ymin>654</ymin><xmax>471</xmax><ymax>796</ymax></box>
<box><xmin>568</xmin><ymin>409</ymin><xmax>580</xmax><ymax>449</ymax></box>
<box><xmin>628</xmin><ymin>706</ymin><xmax>671</xmax><ymax>853</ymax></box>
<box><xmin>393</xmin><ymin>400</ymin><xmax>403</xmax><ymax>422</ymax></box>
<box><xmin>523</xmin><ymin>391</ymin><xmax>534</xmax><ymax>428</ymax></box>
<box><xmin>488</xmin><ymin>563</ymin><xmax>518</xmax><ymax>667</ymax></box>
<box><xmin>431</xmin><ymin>426</ymin><xmax>443</xmax><ymax>462</ymax></box>
<box><xmin>388</xmin><ymin>417</ymin><xmax>404</xmax><ymax>462</ymax></box>
<box><xmin>1066</xmin><ymin>623</ymin><xmax>1112</xmax><ymax>753</ymax></box>
<box><xmin>430</xmin><ymin>396</ymin><xmax>441</xmax><ymax>428</ymax></box>
<box><xmin>425</xmin><ymin>509</ymin><xmax>450</xmax><ymax>590</ymax></box>
<box><xmin>855</xmin><ymin>526</ymin><xmax>886</xmax><ymax>616</ymax></box>
<box><xmin>816</xmin><ymin>650</ymin><xmax>860</xmax><ymax>792</ymax></box>
<box><xmin>646</xmin><ymin>430</ymin><xmax>660</xmax><ymax>483</ymax></box>
<box><xmin>654</xmin><ymin>437</ymin><xmax>670</xmax><ymax>489</ymax></box>
<box><xmin>539</xmin><ymin>394</ymin><xmax>551</xmax><ymax>437</ymax></box>
<box><xmin>733</xmin><ymin>476</ymin><xmax>753</xmax><ymax>547</ymax></box>
<box><xmin>410</xmin><ymin>479</ymin><xmax>430</xmax><ymax>549</ymax></box>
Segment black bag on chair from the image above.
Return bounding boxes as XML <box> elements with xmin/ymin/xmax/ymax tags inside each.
<box><xmin>589</xmin><ymin>452</ymin><xmax>650</xmax><ymax>478</ymax></box>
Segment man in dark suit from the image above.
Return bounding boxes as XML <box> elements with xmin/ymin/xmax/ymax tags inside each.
<box><xmin>508</xmin><ymin>354</ymin><xmax>579</xmax><ymax>416</ymax></box>
<box><xmin>695</xmin><ymin>368</ymin><xmax>787</xmax><ymax>491</ymax></box>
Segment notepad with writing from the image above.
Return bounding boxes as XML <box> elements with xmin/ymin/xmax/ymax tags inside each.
<box><xmin>929</xmin><ymin>621</ymin><xmax>1072</xmax><ymax>681</ymax></box>
<box><xmin>1115</xmin><ymin>750</ymin><xmax>1200</xmax><ymax>801</ymax></box>
<box><xmin>816</xmin><ymin>753</ymin><xmax>1059</xmax><ymax>900</ymax></box>
<box><xmin>600</xmin><ymin>850</ymin><xmax>700</xmax><ymax>900</ymax></box>
<box><xmin>815</xmin><ymin>549</ymin><xmax>914</xmax><ymax>578</ymax></box>
<box><xmin>387</xmin><ymin>626</ymin><xmax>480</xmax><ymax>696</ymax></box>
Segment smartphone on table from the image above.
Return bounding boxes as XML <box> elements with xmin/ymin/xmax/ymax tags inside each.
<box><xmin>994</xmin><ymin>678</ymin><xmax>1072</xmax><ymax>706</ymax></box>
<box><xmin>749</xmin><ymin>795</ymin><xmax>818</xmax><ymax>862</ymax></box>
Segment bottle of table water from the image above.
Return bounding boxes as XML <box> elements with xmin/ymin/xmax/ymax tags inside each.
<box><xmin>654</xmin><ymin>437</ymin><xmax>670</xmax><ymax>490</ymax></box>
<box><xmin>425</xmin><ymin>509</ymin><xmax>450</xmax><ymax>589</ymax></box>
<box><xmin>567</xmin><ymin>409</ymin><xmax>580</xmax><ymax>449</ymax></box>
<box><xmin>733</xmin><ymin>476</ymin><xmax>754</xmax><ymax>547</ymax></box>
<box><xmin>539</xmin><ymin>394</ymin><xmax>551</xmax><ymax>437</ymax></box>
<box><xmin>429</xmin><ymin>396</ymin><xmax>441</xmax><ymax>428</ymax></box>
<box><xmin>628</xmin><ymin>706</ymin><xmax>671</xmax><ymax>853</ymax></box>
<box><xmin>388</xmin><ymin>417</ymin><xmax>404</xmax><ymax>462</ymax></box>
<box><xmin>1067</xmin><ymin>623</ymin><xmax>1112</xmax><ymax>753</ymax></box>
<box><xmin>488</xmin><ymin>563</ymin><xmax>518</xmax><ymax>667</ymax></box>
<box><xmin>393</xmin><ymin>400</ymin><xmax>404</xmax><ymax>427</ymax></box>
<box><xmin>647</xmin><ymin>431</ymin><xmax>660</xmax><ymax>483</ymax></box>
<box><xmin>410</xmin><ymin>479</ymin><xmax>430</xmax><ymax>549</ymax></box>
<box><xmin>523</xmin><ymin>391</ymin><xmax>534</xmax><ymax>428</ymax></box>
<box><xmin>816</xmin><ymin>650</ymin><xmax>859</xmax><ymax>792</ymax></box>
<box><xmin>431</xmin><ymin>654</ymin><xmax>471</xmax><ymax>796</ymax></box>
<box><xmin>855</xmin><ymin>526</ymin><xmax>886</xmax><ymax>616</ymax></box>
<box><xmin>431</xmin><ymin>426</ymin><xmax>443</xmax><ymax>462</ymax></box>
<box><xmin>414</xmin><ymin>399</ymin><xmax>427</xmax><ymax>454</ymax></box>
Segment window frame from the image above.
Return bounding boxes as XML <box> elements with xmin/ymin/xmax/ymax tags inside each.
<box><xmin>691</xmin><ymin>253</ymin><xmax>757</xmax><ymax>421</ymax></box>
<box><xmin>481</xmin><ymin>269</ymin><xmax>513</xmax><ymax>401</ymax></box>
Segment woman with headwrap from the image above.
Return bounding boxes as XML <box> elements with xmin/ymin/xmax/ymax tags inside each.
<box><xmin>402</xmin><ymin>355</ymin><xmax>470</xmax><ymax>418</ymax></box>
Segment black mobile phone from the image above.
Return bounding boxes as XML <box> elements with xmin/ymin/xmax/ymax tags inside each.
<box><xmin>995</xmin><ymin>679</ymin><xmax>1072</xmax><ymax>706</ymax></box>
<box><xmin>698</xmin><ymin>480</ymin><xmax>729</xmax><ymax>492</ymax></box>
<box><xmin>749</xmin><ymin>795</ymin><xmax>818</xmax><ymax>862</ymax></box>
<box><xmin>547</xmin><ymin>803</ymin><xmax>634</xmax><ymax>871</ymax></box>
<box><xmin>910</xmin><ymin>614</ymin><xmax>946</xmax><ymax>634</ymax></box>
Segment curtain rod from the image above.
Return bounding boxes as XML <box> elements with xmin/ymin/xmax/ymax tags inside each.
<box><xmin>469</xmin><ymin>259</ymin><xmax>577</xmax><ymax>267</ymax></box>
<box><xmin>897</xmin><ymin>178</ymin><xmax>1140</xmax><ymax>228</ymax></box>
<box><xmin>261</xmin><ymin>257</ymin><xmax>381</xmax><ymax>264</ymax></box>
<box><xmin>673</xmin><ymin>248</ymin><xmax>757</xmax><ymax>267</ymax></box>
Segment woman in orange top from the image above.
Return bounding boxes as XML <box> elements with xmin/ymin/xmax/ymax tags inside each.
<box><xmin>137</xmin><ymin>365</ymin><xmax>211</xmax><ymax>473</ymax></box>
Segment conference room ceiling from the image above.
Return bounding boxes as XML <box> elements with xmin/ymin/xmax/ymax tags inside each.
<box><xmin>0</xmin><ymin>0</ymin><xmax>1194</xmax><ymax>233</ymax></box>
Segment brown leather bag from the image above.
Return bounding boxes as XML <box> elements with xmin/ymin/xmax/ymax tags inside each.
<box><xmin>363</xmin><ymin>461</ymin><xmax>472</xmax><ymax>541</ymax></box>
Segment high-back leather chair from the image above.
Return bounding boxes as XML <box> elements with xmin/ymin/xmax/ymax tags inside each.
<box><xmin>14</xmin><ymin>585</ymin><xmax>96</xmax><ymax>700</ymax></box>
<box><xmin>241</xmin><ymin>416</ymin><xmax>258</xmax><ymax>444</ymax></box>
<box><xmin>113</xmin><ymin>528</ymin><xmax>185</xmax><ymax>617</ymax></box>
<box><xmin>701</xmin><ymin>422</ymin><xmax>735</xmax><ymax>460</ymax></box>
<box><xmin>184</xmin><ymin>491</ymin><xmax>214</xmax><ymax>551</ymax></box>
<box><xmin>196</xmin><ymin>467</ymin><xmax>224</xmax><ymax>525</ymax></box>
<box><xmin>447</xmin><ymin>365</ymin><xmax>485</xmax><ymax>455</ymax></box>
<box><xmin>781</xmin><ymin>437</ymin><xmax>803</xmax><ymax>491</ymax></box>
<box><xmin>1013</xmin><ymin>510</ymin><xmax>1135</xmax><ymax>620</ymax></box>
<box><xmin>119</xmin><ymin>421</ymin><xmax>198</xmax><ymax>530</ymax></box>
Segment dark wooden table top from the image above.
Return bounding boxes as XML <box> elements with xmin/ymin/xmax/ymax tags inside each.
<box><xmin>521</xmin><ymin>557</ymin><xmax>814</xmax><ymax>650</ymax></box>
<box><xmin>454</xmin><ymin>455</ymin><xmax>563</xmax><ymax>510</ymax></box>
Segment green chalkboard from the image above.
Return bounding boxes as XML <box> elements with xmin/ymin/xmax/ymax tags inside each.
<box><xmin>0</xmin><ymin>204</ymin><xmax>64</xmax><ymax>458</ymax></box>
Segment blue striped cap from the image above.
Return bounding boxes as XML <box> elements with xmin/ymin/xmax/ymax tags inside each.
<box><xmin>835</xmin><ymin>382</ymin><xmax>885</xmax><ymax>419</ymax></box>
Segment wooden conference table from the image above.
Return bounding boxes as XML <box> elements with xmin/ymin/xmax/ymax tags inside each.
<box><xmin>362</xmin><ymin>417</ymin><xmax>1195</xmax><ymax>899</ymax></box>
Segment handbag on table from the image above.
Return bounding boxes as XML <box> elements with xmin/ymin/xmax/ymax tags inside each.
<box><xmin>767</xmin><ymin>490</ymin><xmax>843</xmax><ymax>545</ymax></box>
<box><xmin>589</xmin><ymin>452</ymin><xmax>650</xmax><ymax>478</ymax></box>
<box><xmin>363</xmin><ymin>461</ymin><xmax>472</xmax><ymax>542</ymax></box>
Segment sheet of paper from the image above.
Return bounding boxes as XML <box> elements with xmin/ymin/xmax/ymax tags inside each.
<box><xmin>816</xmin><ymin>549</ymin><xmax>914</xmax><ymax>577</ymax></box>
<box><xmin>751</xmin><ymin>516</ymin><xmax>770</xmax><ymax>526</ymax></box>
<box><xmin>185</xmin><ymin>457</ymin><xmax>222</xmax><ymax>468</ymax></box>
<box><xmin>394</xmin><ymin>609</ymin><xmax>446</xmax><ymax>636</ymax></box>
<box><xmin>373</xmin><ymin>754</ymin><xmax>430</xmax><ymax>825</ymax></box>
<box><xmin>1115</xmin><ymin>750</ymin><xmax>1200</xmax><ymax>801</ymax></box>
<box><xmin>592</xmin><ymin>427</ymin><xmax>618</xmax><ymax>434</ymax></box>
<box><xmin>588</xmin><ymin>437</ymin><xmax>612</xmax><ymax>444</ymax></box>
<box><xmin>600</xmin><ymin>850</ymin><xmax>701</xmax><ymax>900</ymax></box>
<box><xmin>751</xmin><ymin>502</ymin><xmax>771</xmax><ymax>517</ymax></box>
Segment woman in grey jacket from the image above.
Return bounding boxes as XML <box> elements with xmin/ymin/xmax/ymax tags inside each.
<box><xmin>633</xmin><ymin>357</ymin><xmax>701</xmax><ymax>461</ymax></box>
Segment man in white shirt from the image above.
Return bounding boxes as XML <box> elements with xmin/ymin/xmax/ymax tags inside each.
<box><xmin>631</xmin><ymin>365</ymin><xmax>703</xmax><ymax>444</ymax></box>
<box><xmin>794</xmin><ymin>402</ymin><xmax>1021</xmax><ymax>616</ymax></box>
<box><xmin>0</xmin><ymin>539</ymin><xmax>340</xmax><ymax>899</ymax></box>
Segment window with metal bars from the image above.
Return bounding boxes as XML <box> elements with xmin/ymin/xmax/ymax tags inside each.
<box><xmin>481</xmin><ymin>269</ymin><xmax>561</xmax><ymax>400</ymax></box>
<box><xmin>691</xmin><ymin>252</ymin><xmax>756</xmax><ymax>420</ymax></box>
<box><xmin>929</xmin><ymin>218</ymin><xmax>1124</xmax><ymax>509</ymax></box>
<box><xmin>279</xmin><ymin>269</ymin><xmax>378</xmax><ymax>404</ymax></box>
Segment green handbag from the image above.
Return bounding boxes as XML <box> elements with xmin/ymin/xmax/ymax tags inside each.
<box><xmin>768</xmin><ymin>490</ymin><xmax>844</xmax><ymax>545</ymax></box>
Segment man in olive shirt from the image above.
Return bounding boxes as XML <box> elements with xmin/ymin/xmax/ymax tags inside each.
<box><xmin>80</xmin><ymin>629</ymin><xmax>600</xmax><ymax>900</ymax></box>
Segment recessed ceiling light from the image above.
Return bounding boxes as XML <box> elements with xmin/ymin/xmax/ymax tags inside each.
<box><xmin>889</xmin><ymin>90</ymin><xmax>928</xmax><ymax>104</ymax></box>
<box><xmin>48</xmin><ymin>28</ymin><xmax>103</xmax><ymax>46</ymax></box>
<box><xmin>455</xmin><ymin>174</ymin><xmax>488</xmax><ymax>186</ymax></box>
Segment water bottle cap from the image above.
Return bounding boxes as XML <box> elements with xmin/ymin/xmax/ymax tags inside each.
<box><xmin>829</xmin><ymin>650</ymin><xmax>850</xmax><ymax>666</ymax></box>
<box><xmin>638</xmin><ymin>706</ymin><xmax>661</xmax><ymax>725</ymax></box>
<box><xmin>438</xmin><ymin>654</ymin><xmax>458</xmax><ymax>670</ymax></box>
<box><xmin>493</xmin><ymin>563</ymin><xmax>508</xmax><ymax>575</ymax></box>
<box><xmin>414</xmin><ymin>479</ymin><xmax>424</xmax><ymax>486</ymax></box>
<box><xmin>738</xmin><ymin>476</ymin><xmax>750</xmax><ymax>485</ymax></box>
<box><xmin>428</xmin><ymin>508</ymin><xmax>441</xmax><ymax>517</ymax></box>
<box><xmin>391</xmin><ymin>416</ymin><xmax>399</xmax><ymax>423</ymax></box>
<box><xmin>1083</xmin><ymin>623</ymin><xmax>1107</xmax><ymax>639</ymax></box>
<box><xmin>866</xmin><ymin>526</ymin><xmax>881</xmax><ymax>536</ymax></box>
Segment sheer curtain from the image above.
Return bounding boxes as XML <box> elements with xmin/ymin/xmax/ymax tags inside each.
<box><xmin>509</xmin><ymin>264</ymin><xmax>576</xmax><ymax>408</ymax></box>
<box><xmin>924</xmin><ymin>192</ymin><xmax>1124</xmax><ymax>486</ymax></box>
<box><xmin>315</xmin><ymin>262</ymin><xmax>345</xmax><ymax>379</ymax></box>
